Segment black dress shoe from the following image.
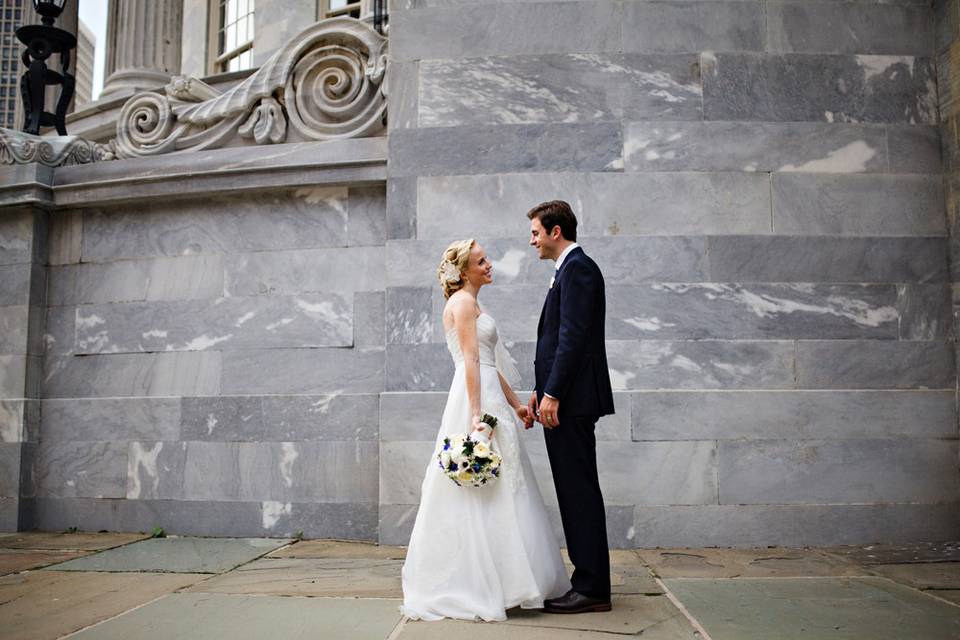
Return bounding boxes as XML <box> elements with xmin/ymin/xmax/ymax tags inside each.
<box><xmin>543</xmin><ymin>590</ymin><xmax>612</xmax><ymax>614</ymax></box>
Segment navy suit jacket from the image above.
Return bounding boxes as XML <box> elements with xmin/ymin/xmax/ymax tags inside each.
<box><xmin>535</xmin><ymin>247</ymin><xmax>615</xmax><ymax>419</ymax></box>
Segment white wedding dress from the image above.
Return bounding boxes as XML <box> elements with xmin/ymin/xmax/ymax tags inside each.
<box><xmin>400</xmin><ymin>312</ymin><xmax>571</xmax><ymax>621</ymax></box>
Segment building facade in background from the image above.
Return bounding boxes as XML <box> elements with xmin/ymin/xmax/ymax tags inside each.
<box><xmin>74</xmin><ymin>19</ymin><xmax>94</xmax><ymax>107</ymax></box>
<box><xmin>0</xmin><ymin>0</ymin><xmax>25</xmax><ymax>129</ymax></box>
<box><xmin>0</xmin><ymin>0</ymin><xmax>957</xmax><ymax>548</ymax></box>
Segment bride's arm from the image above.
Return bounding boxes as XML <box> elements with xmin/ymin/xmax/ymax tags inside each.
<box><xmin>498</xmin><ymin>373</ymin><xmax>522</xmax><ymax>411</ymax></box>
<box><xmin>451</xmin><ymin>297</ymin><xmax>484</xmax><ymax>431</ymax></box>
<box><xmin>499</xmin><ymin>373</ymin><xmax>534</xmax><ymax>428</ymax></box>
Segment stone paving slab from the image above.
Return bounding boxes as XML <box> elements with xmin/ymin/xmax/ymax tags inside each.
<box><xmin>0</xmin><ymin>531</ymin><xmax>148</xmax><ymax>550</ymax></box>
<box><xmin>639</xmin><ymin>548</ymin><xmax>867</xmax><ymax>579</ymax></box>
<box><xmin>0</xmin><ymin>548</ymin><xmax>89</xmax><ymax>575</ymax></box>
<box><xmin>397</xmin><ymin>619</ymin><xmax>651</xmax><ymax>640</ymax></box>
<box><xmin>868</xmin><ymin>562</ymin><xmax>960</xmax><ymax>590</ymax></box>
<box><xmin>500</xmin><ymin>594</ymin><xmax>698</xmax><ymax>637</ymax></box>
<box><xmin>40</xmin><ymin>537</ymin><xmax>291</xmax><ymax>574</ymax></box>
<box><xmin>663</xmin><ymin>576</ymin><xmax>960</xmax><ymax>640</ymax></box>
<box><xmin>266</xmin><ymin>539</ymin><xmax>407</xmax><ymax>559</ymax></box>
<box><xmin>823</xmin><ymin>541</ymin><xmax>960</xmax><ymax>565</ymax></box>
<box><xmin>931</xmin><ymin>590</ymin><xmax>960</xmax><ymax>605</ymax></box>
<box><xmin>185</xmin><ymin>557</ymin><xmax>404</xmax><ymax>597</ymax></box>
<box><xmin>611</xmin><ymin>564</ymin><xmax>663</xmax><ymax>595</ymax></box>
<box><xmin>69</xmin><ymin>593</ymin><xmax>403</xmax><ymax>640</ymax></box>
<box><xmin>0</xmin><ymin>570</ymin><xmax>207</xmax><ymax>640</ymax></box>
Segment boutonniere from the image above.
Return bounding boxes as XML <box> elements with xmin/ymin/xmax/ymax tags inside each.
<box><xmin>549</xmin><ymin>275</ymin><xmax>556</xmax><ymax>289</ymax></box>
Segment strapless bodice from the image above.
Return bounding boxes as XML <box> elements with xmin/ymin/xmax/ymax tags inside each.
<box><xmin>445</xmin><ymin>313</ymin><xmax>500</xmax><ymax>367</ymax></box>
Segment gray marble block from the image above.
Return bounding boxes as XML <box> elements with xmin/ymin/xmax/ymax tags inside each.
<box><xmin>224</xmin><ymin>246</ymin><xmax>385</xmax><ymax>296</ymax></box>
<box><xmin>417</xmin><ymin>173</ymin><xmax>771</xmax><ymax>239</ymax></box>
<box><xmin>386</xmin><ymin>287</ymin><xmax>434</xmax><ymax>344</ymax></box>
<box><xmin>44</xmin><ymin>352</ymin><xmax>222</xmax><ymax>398</ymax></box>
<box><xmin>180</xmin><ymin>394</ymin><xmax>379</xmax><ymax>442</ymax></box>
<box><xmin>718</xmin><ymin>439</ymin><xmax>960</xmax><ymax>504</ymax></box>
<box><xmin>73</xmin><ymin>293</ymin><xmax>353</xmax><ymax>354</ymax></box>
<box><xmin>43</xmin><ymin>305</ymin><xmax>75</xmax><ymax>357</ymax></box>
<box><xmin>48</xmin><ymin>255</ymin><xmax>224</xmax><ymax>306</ymax></box>
<box><xmin>41</xmin><ymin>398</ymin><xmax>181</xmax><ymax>442</ymax></box>
<box><xmin>419</xmin><ymin>53</ymin><xmax>702</xmax><ymax>127</ymax></box>
<box><xmin>390</xmin><ymin>123</ymin><xmax>623</xmax><ymax>176</ymax></box>
<box><xmin>220</xmin><ymin>347</ymin><xmax>384</xmax><ymax>395</ymax></box>
<box><xmin>631</xmin><ymin>503</ymin><xmax>960</xmax><ymax>548</ymax></box>
<box><xmin>702</xmin><ymin>53</ymin><xmax>936</xmax><ymax>124</ymax></box>
<box><xmin>606</xmin><ymin>340</ymin><xmax>796</xmax><ymax>390</ymax></box>
<box><xmin>388</xmin><ymin>60</ymin><xmax>419</xmax><ymax>130</ymax></box>
<box><xmin>392</xmin><ymin>1</ymin><xmax>622</xmax><ymax>61</ymax></box>
<box><xmin>887</xmin><ymin>125</ymin><xmax>943</xmax><ymax>173</ymax></box>
<box><xmin>632</xmin><ymin>390</ymin><xmax>957</xmax><ymax>440</ymax></box>
<box><xmin>622</xmin><ymin>0</ymin><xmax>764</xmax><ymax>53</ymax></box>
<box><xmin>626</xmin><ymin>121</ymin><xmax>897</xmax><ymax>173</ymax></box>
<box><xmin>706</xmin><ymin>236</ymin><xmax>949</xmax><ymax>283</ymax></box>
<box><xmin>796</xmin><ymin>340</ymin><xmax>955</xmax><ymax>389</ymax></box>
<box><xmin>386</xmin><ymin>178</ymin><xmax>417</xmax><ymax>241</ymax></box>
<box><xmin>772</xmin><ymin>174</ymin><xmax>945</xmax><ymax>235</ymax></box>
<box><xmin>346</xmin><ymin>187</ymin><xmax>387</xmax><ymax>248</ymax></box>
<box><xmin>177</xmin><ymin>441</ymin><xmax>379</xmax><ymax>503</ymax></box>
<box><xmin>766</xmin><ymin>1</ymin><xmax>933</xmax><ymax>55</ymax></box>
<box><xmin>0</xmin><ymin>305</ymin><xmax>28</xmax><ymax>354</ymax></box>
<box><xmin>898</xmin><ymin>284</ymin><xmax>953</xmax><ymax>340</ymax></box>
<box><xmin>0</xmin><ymin>211</ymin><xmax>34</xmax><ymax>266</ymax></box>
<box><xmin>28</xmin><ymin>497</ymin><xmax>378</xmax><ymax>540</ymax></box>
<box><xmin>0</xmin><ymin>443</ymin><xmax>20</xmax><ymax>498</ymax></box>
<box><xmin>81</xmin><ymin>189</ymin><xmax>352</xmax><ymax>262</ymax></box>
<box><xmin>354</xmin><ymin>292</ymin><xmax>385</xmax><ymax>347</ymax></box>
<box><xmin>31</xmin><ymin>441</ymin><xmax>128</xmax><ymax>499</ymax></box>
<box><xmin>0</xmin><ymin>355</ymin><xmax>27</xmax><ymax>398</ymax></box>
<box><xmin>605</xmin><ymin>283</ymin><xmax>898</xmax><ymax>340</ymax></box>
<box><xmin>596</xmin><ymin>440</ymin><xmax>718</xmax><ymax>506</ymax></box>
<box><xmin>0</xmin><ymin>264</ymin><xmax>30</xmax><ymax>306</ymax></box>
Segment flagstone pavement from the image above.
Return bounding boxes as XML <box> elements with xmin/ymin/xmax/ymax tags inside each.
<box><xmin>1</xmin><ymin>532</ymin><xmax>958</xmax><ymax>639</ymax></box>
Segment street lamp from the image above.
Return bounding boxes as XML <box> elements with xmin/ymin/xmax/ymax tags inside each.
<box><xmin>16</xmin><ymin>0</ymin><xmax>76</xmax><ymax>135</ymax></box>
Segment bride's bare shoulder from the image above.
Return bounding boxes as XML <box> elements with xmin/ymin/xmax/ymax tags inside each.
<box><xmin>443</xmin><ymin>292</ymin><xmax>478</xmax><ymax>329</ymax></box>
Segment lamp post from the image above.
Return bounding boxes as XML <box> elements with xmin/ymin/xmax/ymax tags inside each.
<box><xmin>16</xmin><ymin>0</ymin><xmax>76</xmax><ymax>135</ymax></box>
<box><xmin>373</xmin><ymin>0</ymin><xmax>387</xmax><ymax>35</ymax></box>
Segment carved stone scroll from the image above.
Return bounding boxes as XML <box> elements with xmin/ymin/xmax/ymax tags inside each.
<box><xmin>113</xmin><ymin>16</ymin><xmax>388</xmax><ymax>158</ymax></box>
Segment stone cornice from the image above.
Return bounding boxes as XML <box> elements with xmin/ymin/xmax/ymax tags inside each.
<box><xmin>0</xmin><ymin>137</ymin><xmax>386</xmax><ymax>210</ymax></box>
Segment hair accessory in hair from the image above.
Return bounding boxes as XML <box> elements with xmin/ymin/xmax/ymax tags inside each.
<box><xmin>440</xmin><ymin>259</ymin><xmax>461</xmax><ymax>283</ymax></box>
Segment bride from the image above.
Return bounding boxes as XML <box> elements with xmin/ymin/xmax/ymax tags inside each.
<box><xmin>400</xmin><ymin>238</ymin><xmax>571</xmax><ymax>622</ymax></box>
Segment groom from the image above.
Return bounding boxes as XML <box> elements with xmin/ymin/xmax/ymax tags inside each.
<box><xmin>526</xmin><ymin>200</ymin><xmax>615</xmax><ymax>614</ymax></box>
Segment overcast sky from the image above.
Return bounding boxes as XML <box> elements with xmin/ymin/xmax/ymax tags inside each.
<box><xmin>78</xmin><ymin>0</ymin><xmax>108</xmax><ymax>100</ymax></box>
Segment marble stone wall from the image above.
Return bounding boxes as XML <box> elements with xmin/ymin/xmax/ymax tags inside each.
<box><xmin>29</xmin><ymin>186</ymin><xmax>386</xmax><ymax>538</ymax></box>
<box><xmin>383</xmin><ymin>0</ymin><xmax>960</xmax><ymax>547</ymax></box>
<box><xmin>0</xmin><ymin>206</ymin><xmax>46</xmax><ymax>532</ymax></box>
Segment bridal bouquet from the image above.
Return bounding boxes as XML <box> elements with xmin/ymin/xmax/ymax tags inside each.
<box><xmin>437</xmin><ymin>414</ymin><xmax>502</xmax><ymax>487</ymax></box>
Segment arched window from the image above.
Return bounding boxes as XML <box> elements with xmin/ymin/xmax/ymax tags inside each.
<box><xmin>210</xmin><ymin>0</ymin><xmax>255</xmax><ymax>73</ymax></box>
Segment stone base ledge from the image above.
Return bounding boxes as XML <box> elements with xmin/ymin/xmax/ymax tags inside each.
<box><xmin>0</xmin><ymin>137</ymin><xmax>387</xmax><ymax>210</ymax></box>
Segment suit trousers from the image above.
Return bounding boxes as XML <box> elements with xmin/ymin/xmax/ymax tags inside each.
<box><xmin>543</xmin><ymin>415</ymin><xmax>610</xmax><ymax>599</ymax></box>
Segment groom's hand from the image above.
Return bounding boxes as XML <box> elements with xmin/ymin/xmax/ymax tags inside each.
<box><xmin>540</xmin><ymin>395</ymin><xmax>560</xmax><ymax>429</ymax></box>
<box><xmin>527</xmin><ymin>392</ymin><xmax>539</xmax><ymax>429</ymax></box>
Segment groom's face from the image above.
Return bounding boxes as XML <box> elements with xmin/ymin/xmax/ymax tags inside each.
<box><xmin>529</xmin><ymin>217</ymin><xmax>559</xmax><ymax>261</ymax></box>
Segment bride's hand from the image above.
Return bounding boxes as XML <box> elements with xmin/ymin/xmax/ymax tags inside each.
<box><xmin>515</xmin><ymin>405</ymin><xmax>534</xmax><ymax>430</ymax></box>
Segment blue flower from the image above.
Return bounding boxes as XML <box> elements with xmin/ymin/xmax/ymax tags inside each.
<box><xmin>447</xmin><ymin>461</ymin><xmax>458</xmax><ymax>472</ymax></box>
<box><xmin>472</xmin><ymin>462</ymin><xmax>482</xmax><ymax>472</ymax></box>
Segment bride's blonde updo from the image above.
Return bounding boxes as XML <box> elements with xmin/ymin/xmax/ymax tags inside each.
<box><xmin>437</xmin><ymin>238</ymin><xmax>475</xmax><ymax>299</ymax></box>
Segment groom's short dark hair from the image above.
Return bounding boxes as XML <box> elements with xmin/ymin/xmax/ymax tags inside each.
<box><xmin>527</xmin><ymin>200</ymin><xmax>577</xmax><ymax>242</ymax></box>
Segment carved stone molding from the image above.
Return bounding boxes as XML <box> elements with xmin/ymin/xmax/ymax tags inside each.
<box><xmin>113</xmin><ymin>17</ymin><xmax>388</xmax><ymax>159</ymax></box>
<box><xmin>0</xmin><ymin>128</ymin><xmax>116</xmax><ymax>167</ymax></box>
